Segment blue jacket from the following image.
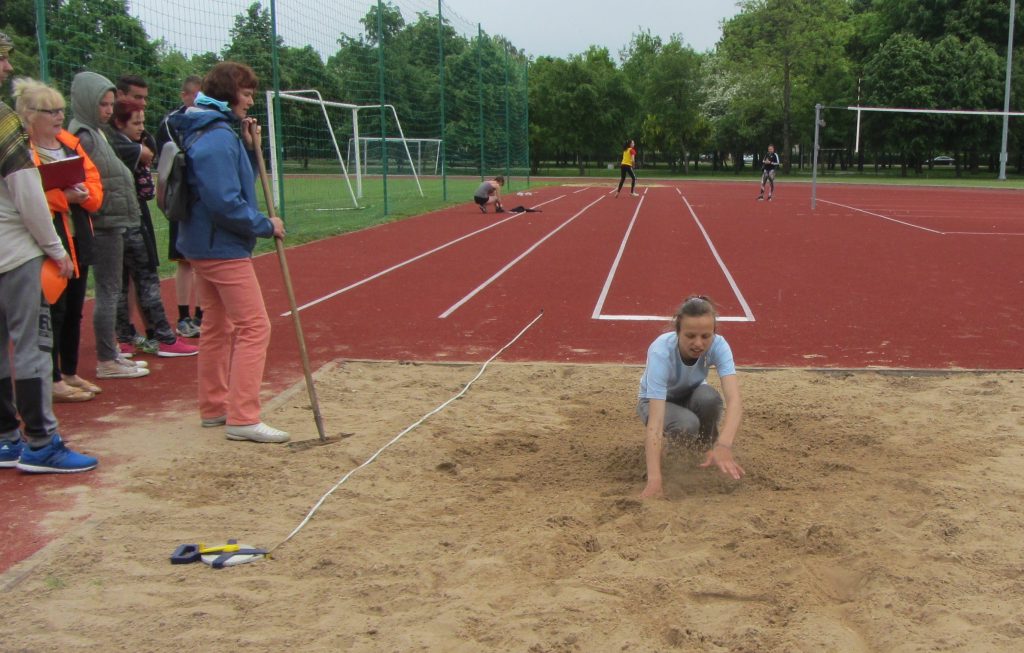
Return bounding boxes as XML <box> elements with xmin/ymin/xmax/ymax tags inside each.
<box><xmin>167</xmin><ymin>107</ymin><xmax>273</xmax><ymax>260</ymax></box>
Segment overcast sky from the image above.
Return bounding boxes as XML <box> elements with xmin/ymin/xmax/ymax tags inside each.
<box><xmin>131</xmin><ymin>1</ymin><xmax>742</xmax><ymax>62</ymax></box>
<box><xmin>438</xmin><ymin>0</ymin><xmax>742</xmax><ymax>59</ymax></box>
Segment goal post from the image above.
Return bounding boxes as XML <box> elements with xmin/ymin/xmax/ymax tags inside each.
<box><xmin>267</xmin><ymin>89</ymin><xmax>430</xmax><ymax>212</ymax></box>
<box><xmin>811</xmin><ymin>103</ymin><xmax>1024</xmax><ymax>209</ymax></box>
<box><xmin>346</xmin><ymin>137</ymin><xmax>442</xmax><ymax>177</ymax></box>
<box><xmin>267</xmin><ymin>89</ymin><xmax>360</xmax><ymax>209</ymax></box>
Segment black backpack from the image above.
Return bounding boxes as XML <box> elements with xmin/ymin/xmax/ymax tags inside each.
<box><xmin>156</xmin><ymin>124</ymin><xmax>220</xmax><ymax>222</ymax></box>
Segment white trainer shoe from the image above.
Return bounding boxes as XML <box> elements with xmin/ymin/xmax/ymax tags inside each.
<box><xmin>225</xmin><ymin>422</ymin><xmax>290</xmax><ymax>443</ymax></box>
<box><xmin>97</xmin><ymin>358</ymin><xmax>150</xmax><ymax>379</ymax></box>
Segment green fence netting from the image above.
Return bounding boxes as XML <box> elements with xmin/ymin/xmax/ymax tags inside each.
<box><xmin>23</xmin><ymin>0</ymin><xmax>529</xmax><ymax>240</ymax></box>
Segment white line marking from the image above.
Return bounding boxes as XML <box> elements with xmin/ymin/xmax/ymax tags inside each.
<box><xmin>817</xmin><ymin>199</ymin><xmax>945</xmax><ymax>234</ymax></box>
<box><xmin>439</xmin><ymin>195</ymin><xmax>607</xmax><ymax>319</ymax></box>
<box><xmin>596</xmin><ymin>314</ymin><xmax>751</xmax><ymax>322</ymax></box>
<box><xmin>680</xmin><ymin>190</ymin><xmax>756</xmax><ymax>321</ymax></box>
<box><xmin>592</xmin><ymin>194</ymin><xmax>646</xmax><ymax>318</ymax></box>
<box><xmin>944</xmin><ymin>231</ymin><xmax>1024</xmax><ymax>236</ymax></box>
<box><xmin>590</xmin><ymin>188</ymin><xmax>755</xmax><ymax>323</ymax></box>
<box><xmin>283</xmin><ymin>195</ymin><xmax>567</xmax><ymax>316</ymax></box>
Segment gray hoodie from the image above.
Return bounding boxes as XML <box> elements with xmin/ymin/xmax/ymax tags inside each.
<box><xmin>67</xmin><ymin>71</ymin><xmax>139</xmax><ymax>230</ymax></box>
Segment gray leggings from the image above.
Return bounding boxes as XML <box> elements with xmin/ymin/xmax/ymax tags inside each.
<box><xmin>92</xmin><ymin>227</ymin><xmax>125</xmax><ymax>363</ymax></box>
<box><xmin>637</xmin><ymin>384</ymin><xmax>723</xmax><ymax>443</ymax></box>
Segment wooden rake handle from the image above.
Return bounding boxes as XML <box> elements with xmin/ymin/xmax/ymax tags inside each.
<box><xmin>250</xmin><ymin>125</ymin><xmax>327</xmax><ymax>441</ymax></box>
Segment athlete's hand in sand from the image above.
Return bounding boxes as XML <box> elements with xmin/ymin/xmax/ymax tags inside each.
<box><xmin>699</xmin><ymin>445</ymin><xmax>745</xmax><ymax>480</ymax></box>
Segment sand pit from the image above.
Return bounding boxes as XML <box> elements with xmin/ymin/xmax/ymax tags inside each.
<box><xmin>1</xmin><ymin>361</ymin><xmax>1022</xmax><ymax>651</ymax></box>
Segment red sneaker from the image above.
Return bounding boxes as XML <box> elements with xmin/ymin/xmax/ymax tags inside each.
<box><xmin>157</xmin><ymin>339</ymin><xmax>199</xmax><ymax>358</ymax></box>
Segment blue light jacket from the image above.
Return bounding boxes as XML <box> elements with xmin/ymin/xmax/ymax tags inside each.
<box><xmin>167</xmin><ymin>107</ymin><xmax>273</xmax><ymax>260</ymax></box>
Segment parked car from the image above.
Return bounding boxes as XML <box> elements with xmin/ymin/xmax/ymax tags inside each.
<box><xmin>930</xmin><ymin>155</ymin><xmax>955</xmax><ymax>165</ymax></box>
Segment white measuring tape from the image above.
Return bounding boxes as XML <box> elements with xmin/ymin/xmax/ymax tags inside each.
<box><xmin>267</xmin><ymin>309</ymin><xmax>545</xmax><ymax>554</ymax></box>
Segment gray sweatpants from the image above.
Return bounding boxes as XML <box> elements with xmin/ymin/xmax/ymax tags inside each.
<box><xmin>637</xmin><ymin>384</ymin><xmax>723</xmax><ymax>444</ymax></box>
<box><xmin>0</xmin><ymin>256</ymin><xmax>59</xmax><ymax>447</ymax></box>
<box><xmin>92</xmin><ymin>227</ymin><xmax>125</xmax><ymax>363</ymax></box>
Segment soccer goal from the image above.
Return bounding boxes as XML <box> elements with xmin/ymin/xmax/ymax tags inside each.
<box><xmin>810</xmin><ymin>103</ymin><xmax>1024</xmax><ymax>208</ymax></box>
<box><xmin>266</xmin><ymin>89</ymin><xmax>428</xmax><ymax>209</ymax></box>
<box><xmin>346</xmin><ymin>137</ymin><xmax>442</xmax><ymax>178</ymax></box>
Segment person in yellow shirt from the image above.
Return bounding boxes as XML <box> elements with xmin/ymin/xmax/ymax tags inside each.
<box><xmin>614</xmin><ymin>139</ymin><xmax>639</xmax><ymax>197</ymax></box>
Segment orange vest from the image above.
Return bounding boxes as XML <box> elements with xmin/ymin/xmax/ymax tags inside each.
<box><xmin>29</xmin><ymin>130</ymin><xmax>104</xmax><ymax>276</ymax></box>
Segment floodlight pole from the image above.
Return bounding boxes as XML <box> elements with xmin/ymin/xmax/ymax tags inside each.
<box><xmin>998</xmin><ymin>0</ymin><xmax>1016</xmax><ymax>181</ymax></box>
<box><xmin>811</xmin><ymin>103</ymin><xmax>822</xmax><ymax>210</ymax></box>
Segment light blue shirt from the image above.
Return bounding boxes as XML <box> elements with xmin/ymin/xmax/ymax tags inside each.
<box><xmin>638</xmin><ymin>332</ymin><xmax>736</xmax><ymax>401</ymax></box>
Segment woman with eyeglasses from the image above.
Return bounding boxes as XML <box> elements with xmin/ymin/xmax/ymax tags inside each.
<box><xmin>636</xmin><ymin>295</ymin><xmax>745</xmax><ymax>498</ymax></box>
<box><xmin>12</xmin><ymin>77</ymin><xmax>104</xmax><ymax>402</ymax></box>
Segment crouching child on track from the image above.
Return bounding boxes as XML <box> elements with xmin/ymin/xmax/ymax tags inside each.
<box><xmin>473</xmin><ymin>176</ymin><xmax>504</xmax><ymax>213</ymax></box>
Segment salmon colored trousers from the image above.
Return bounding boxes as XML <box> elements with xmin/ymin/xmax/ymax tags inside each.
<box><xmin>190</xmin><ymin>258</ymin><xmax>271</xmax><ymax>426</ymax></box>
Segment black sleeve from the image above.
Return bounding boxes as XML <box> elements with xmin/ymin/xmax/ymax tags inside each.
<box><xmin>103</xmin><ymin>126</ymin><xmax>142</xmax><ymax>169</ymax></box>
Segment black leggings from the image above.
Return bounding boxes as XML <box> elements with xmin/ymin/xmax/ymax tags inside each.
<box><xmin>617</xmin><ymin>165</ymin><xmax>636</xmax><ymax>193</ymax></box>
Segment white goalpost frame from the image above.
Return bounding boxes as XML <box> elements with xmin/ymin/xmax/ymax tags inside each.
<box><xmin>347</xmin><ymin>104</ymin><xmax>426</xmax><ymax>198</ymax></box>
<box><xmin>267</xmin><ymin>90</ymin><xmax>359</xmax><ymax>209</ymax></box>
<box><xmin>346</xmin><ymin>137</ymin><xmax>442</xmax><ymax>177</ymax></box>
<box><xmin>267</xmin><ymin>89</ymin><xmax>427</xmax><ymax>207</ymax></box>
<box><xmin>811</xmin><ymin>104</ymin><xmax>1024</xmax><ymax>209</ymax></box>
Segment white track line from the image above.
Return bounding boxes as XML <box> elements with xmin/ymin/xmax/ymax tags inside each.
<box><xmin>943</xmin><ymin>230</ymin><xmax>1024</xmax><ymax>236</ymax></box>
<box><xmin>680</xmin><ymin>192</ymin><xmax>755</xmax><ymax>321</ymax></box>
<box><xmin>439</xmin><ymin>195</ymin><xmax>606</xmax><ymax>318</ymax></box>
<box><xmin>592</xmin><ymin>194</ymin><xmax>646</xmax><ymax>318</ymax></box>
<box><xmin>594</xmin><ymin>188</ymin><xmax>754</xmax><ymax>323</ymax></box>
<box><xmin>817</xmin><ymin>199</ymin><xmax>944</xmax><ymax>234</ymax></box>
<box><xmin>818</xmin><ymin>199</ymin><xmax>1023</xmax><ymax>236</ymax></box>
<box><xmin>283</xmin><ymin>195</ymin><xmax>567</xmax><ymax>316</ymax></box>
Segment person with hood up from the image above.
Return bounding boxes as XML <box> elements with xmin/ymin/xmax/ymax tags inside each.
<box><xmin>67</xmin><ymin>71</ymin><xmax>149</xmax><ymax>379</ymax></box>
<box><xmin>167</xmin><ymin>62</ymin><xmax>287</xmax><ymax>444</ymax></box>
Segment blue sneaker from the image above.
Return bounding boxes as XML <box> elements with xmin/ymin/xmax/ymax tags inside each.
<box><xmin>0</xmin><ymin>438</ymin><xmax>23</xmax><ymax>468</ymax></box>
<box><xmin>16</xmin><ymin>434</ymin><xmax>97</xmax><ymax>474</ymax></box>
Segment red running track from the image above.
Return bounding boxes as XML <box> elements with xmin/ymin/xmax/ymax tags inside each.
<box><xmin>3</xmin><ymin>179</ymin><xmax>1022</xmax><ymax>572</ymax></box>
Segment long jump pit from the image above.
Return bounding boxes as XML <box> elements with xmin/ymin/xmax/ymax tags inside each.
<box><xmin>1</xmin><ymin>360</ymin><xmax>1021</xmax><ymax>652</ymax></box>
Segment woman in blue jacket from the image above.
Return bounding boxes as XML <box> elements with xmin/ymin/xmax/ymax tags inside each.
<box><xmin>168</xmin><ymin>62</ymin><xmax>287</xmax><ymax>444</ymax></box>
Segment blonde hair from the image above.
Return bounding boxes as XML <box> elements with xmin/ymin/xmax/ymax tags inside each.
<box><xmin>11</xmin><ymin>77</ymin><xmax>65</xmax><ymax>125</ymax></box>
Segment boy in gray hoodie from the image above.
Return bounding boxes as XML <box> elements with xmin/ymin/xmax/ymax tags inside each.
<box><xmin>67</xmin><ymin>71</ymin><xmax>149</xmax><ymax>379</ymax></box>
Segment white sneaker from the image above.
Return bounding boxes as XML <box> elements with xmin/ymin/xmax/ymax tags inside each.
<box><xmin>225</xmin><ymin>422</ymin><xmax>289</xmax><ymax>443</ymax></box>
<box><xmin>97</xmin><ymin>358</ymin><xmax>150</xmax><ymax>379</ymax></box>
<box><xmin>118</xmin><ymin>355</ymin><xmax>148</xmax><ymax>369</ymax></box>
<box><xmin>630</xmin><ymin>192</ymin><xmax>640</xmax><ymax>197</ymax></box>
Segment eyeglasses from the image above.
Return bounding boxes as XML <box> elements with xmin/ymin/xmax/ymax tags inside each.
<box><xmin>33</xmin><ymin>107</ymin><xmax>65</xmax><ymax>116</ymax></box>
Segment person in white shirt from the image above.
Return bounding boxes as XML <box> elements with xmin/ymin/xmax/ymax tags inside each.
<box><xmin>636</xmin><ymin>295</ymin><xmax>744</xmax><ymax>498</ymax></box>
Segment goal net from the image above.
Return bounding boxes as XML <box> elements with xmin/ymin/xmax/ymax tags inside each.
<box><xmin>347</xmin><ymin>137</ymin><xmax>442</xmax><ymax>177</ymax></box>
<box><xmin>267</xmin><ymin>90</ymin><xmax>428</xmax><ymax>214</ymax></box>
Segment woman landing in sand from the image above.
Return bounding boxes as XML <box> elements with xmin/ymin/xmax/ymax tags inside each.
<box><xmin>635</xmin><ymin>295</ymin><xmax>744</xmax><ymax>498</ymax></box>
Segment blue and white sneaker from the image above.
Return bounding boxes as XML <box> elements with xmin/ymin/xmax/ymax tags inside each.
<box><xmin>0</xmin><ymin>438</ymin><xmax>24</xmax><ymax>468</ymax></box>
<box><xmin>176</xmin><ymin>317</ymin><xmax>201</xmax><ymax>338</ymax></box>
<box><xmin>16</xmin><ymin>434</ymin><xmax>98</xmax><ymax>474</ymax></box>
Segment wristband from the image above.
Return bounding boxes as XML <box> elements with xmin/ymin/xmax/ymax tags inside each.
<box><xmin>714</xmin><ymin>442</ymin><xmax>732</xmax><ymax>449</ymax></box>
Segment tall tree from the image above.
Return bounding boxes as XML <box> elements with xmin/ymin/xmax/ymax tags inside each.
<box><xmin>719</xmin><ymin>0</ymin><xmax>851</xmax><ymax>172</ymax></box>
<box><xmin>46</xmin><ymin>0</ymin><xmax>159</xmax><ymax>92</ymax></box>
